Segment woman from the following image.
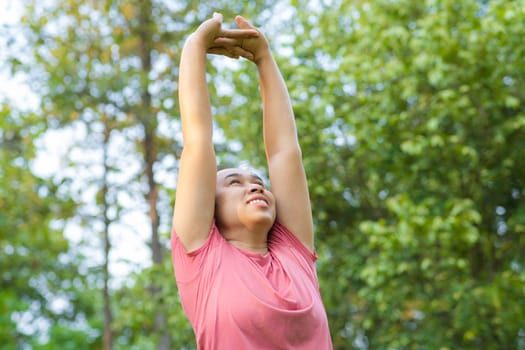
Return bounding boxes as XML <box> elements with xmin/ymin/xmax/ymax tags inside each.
<box><xmin>171</xmin><ymin>13</ymin><xmax>332</xmax><ymax>349</ymax></box>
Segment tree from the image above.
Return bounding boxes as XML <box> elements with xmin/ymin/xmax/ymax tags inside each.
<box><xmin>6</xmin><ymin>0</ymin><xmax>278</xmax><ymax>348</ymax></box>
<box><xmin>5</xmin><ymin>0</ymin><xmax>524</xmax><ymax>348</ymax></box>
<box><xmin>221</xmin><ymin>0</ymin><xmax>525</xmax><ymax>348</ymax></box>
<box><xmin>0</xmin><ymin>103</ymin><xmax>90</xmax><ymax>348</ymax></box>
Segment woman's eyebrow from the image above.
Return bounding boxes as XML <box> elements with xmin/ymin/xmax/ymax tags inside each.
<box><xmin>223</xmin><ymin>173</ymin><xmax>242</xmax><ymax>180</ymax></box>
<box><xmin>222</xmin><ymin>173</ymin><xmax>264</xmax><ymax>184</ymax></box>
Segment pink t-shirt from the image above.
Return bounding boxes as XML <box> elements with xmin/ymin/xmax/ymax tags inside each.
<box><xmin>171</xmin><ymin>222</ymin><xmax>333</xmax><ymax>349</ymax></box>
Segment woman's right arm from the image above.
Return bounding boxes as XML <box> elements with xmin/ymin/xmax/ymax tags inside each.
<box><xmin>173</xmin><ymin>22</ymin><xmax>217</xmax><ymax>252</ymax></box>
<box><xmin>173</xmin><ymin>14</ymin><xmax>257</xmax><ymax>251</ymax></box>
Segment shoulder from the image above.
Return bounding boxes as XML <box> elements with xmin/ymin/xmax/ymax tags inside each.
<box><xmin>172</xmin><ymin>221</ymin><xmax>223</xmax><ymax>254</ymax></box>
<box><xmin>269</xmin><ymin>221</ymin><xmax>317</xmax><ymax>262</ymax></box>
<box><xmin>171</xmin><ymin>222</ymin><xmax>230</xmax><ymax>282</ymax></box>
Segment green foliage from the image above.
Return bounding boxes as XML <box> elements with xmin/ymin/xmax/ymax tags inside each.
<box><xmin>296</xmin><ymin>0</ymin><xmax>524</xmax><ymax>348</ymax></box>
<box><xmin>2</xmin><ymin>0</ymin><xmax>525</xmax><ymax>348</ymax></box>
<box><xmin>4</xmin><ymin>0</ymin><xmax>279</xmax><ymax>348</ymax></box>
<box><xmin>112</xmin><ymin>260</ymin><xmax>194</xmax><ymax>350</ymax></box>
<box><xmin>220</xmin><ymin>0</ymin><xmax>525</xmax><ymax>348</ymax></box>
<box><xmin>0</xmin><ymin>104</ymin><xmax>85</xmax><ymax>348</ymax></box>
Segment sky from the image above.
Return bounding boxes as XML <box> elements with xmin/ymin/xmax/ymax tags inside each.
<box><xmin>0</xmin><ymin>1</ymin><xmax>35</xmax><ymax>108</ymax></box>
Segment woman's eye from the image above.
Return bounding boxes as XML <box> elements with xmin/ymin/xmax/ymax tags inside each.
<box><xmin>229</xmin><ymin>180</ymin><xmax>241</xmax><ymax>185</ymax></box>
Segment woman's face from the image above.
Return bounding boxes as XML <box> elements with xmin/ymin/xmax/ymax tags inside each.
<box><xmin>215</xmin><ymin>168</ymin><xmax>276</xmax><ymax>232</ymax></box>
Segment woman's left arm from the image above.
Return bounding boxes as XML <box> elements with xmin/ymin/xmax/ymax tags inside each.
<box><xmin>236</xmin><ymin>16</ymin><xmax>314</xmax><ymax>251</ymax></box>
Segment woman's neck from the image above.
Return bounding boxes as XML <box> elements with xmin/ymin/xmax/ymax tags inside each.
<box><xmin>226</xmin><ymin>238</ymin><xmax>269</xmax><ymax>254</ymax></box>
<box><xmin>220</xmin><ymin>224</ymin><xmax>270</xmax><ymax>254</ymax></box>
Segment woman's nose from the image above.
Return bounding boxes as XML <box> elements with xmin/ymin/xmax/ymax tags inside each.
<box><xmin>249</xmin><ymin>184</ymin><xmax>264</xmax><ymax>193</ymax></box>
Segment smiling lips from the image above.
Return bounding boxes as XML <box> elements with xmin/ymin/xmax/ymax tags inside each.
<box><xmin>247</xmin><ymin>196</ymin><xmax>268</xmax><ymax>206</ymax></box>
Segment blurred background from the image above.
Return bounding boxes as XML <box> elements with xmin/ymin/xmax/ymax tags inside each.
<box><xmin>1</xmin><ymin>0</ymin><xmax>524</xmax><ymax>349</ymax></box>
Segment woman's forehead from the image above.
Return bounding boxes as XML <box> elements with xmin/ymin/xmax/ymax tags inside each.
<box><xmin>217</xmin><ymin>168</ymin><xmax>264</xmax><ymax>182</ymax></box>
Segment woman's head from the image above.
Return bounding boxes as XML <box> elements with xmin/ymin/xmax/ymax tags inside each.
<box><xmin>214</xmin><ymin>167</ymin><xmax>276</xmax><ymax>234</ymax></box>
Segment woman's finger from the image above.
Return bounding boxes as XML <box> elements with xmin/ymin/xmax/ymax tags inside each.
<box><xmin>235</xmin><ymin>47</ymin><xmax>254</xmax><ymax>60</ymax></box>
<box><xmin>208</xmin><ymin>45</ymin><xmax>254</xmax><ymax>61</ymax></box>
<box><xmin>235</xmin><ymin>15</ymin><xmax>256</xmax><ymax>30</ymax></box>
<box><xmin>213</xmin><ymin>37</ymin><xmax>236</xmax><ymax>46</ymax></box>
<box><xmin>212</xmin><ymin>37</ymin><xmax>255</xmax><ymax>60</ymax></box>
<box><xmin>212</xmin><ymin>12</ymin><xmax>223</xmax><ymax>22</ymax></box>
<box><xmin>208</xmin><ymin>47</ymin><xmax>239</xmax><ymax>59</ymax></box>
<box><xmin>219</xmin><ymin>28</ymin><xmax>259</xmax><ymax>38</ymax></box>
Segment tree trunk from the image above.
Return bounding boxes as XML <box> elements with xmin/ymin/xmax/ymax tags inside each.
<box><xmin>137</xmin><ymin>1</ymin><xmax>170</xmax><ymax>348</ymax></box>
<box><xmin>102</xmin><ymin>119</ymin><xmax>113</xmax><ymax>350</ymax></box>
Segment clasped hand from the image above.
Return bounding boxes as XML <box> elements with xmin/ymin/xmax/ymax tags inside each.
<box><xmin>192</xmin><ymin>13</ymin><xmax>270</xmax><ymax>63</ymax></box>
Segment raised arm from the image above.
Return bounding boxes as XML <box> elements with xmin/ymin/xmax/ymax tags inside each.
<box><xmin>173</xmin><ymin>14</ymin><xmax>258</xmax><ymax>251</ymax></box>
<box><xmin>236</xmin><ymin>16</ymin><xmax>315</xmax><ymax>251</ymax></box>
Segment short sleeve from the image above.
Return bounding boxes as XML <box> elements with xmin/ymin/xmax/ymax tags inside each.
<box><xmin>269</xmin><ymin>222</ymin><xmax>318</xmax><ymax>262</ymax></box>
<box><xmin>268</xmin><ymin>222</ymin><xmax>319</xmax><ymax>290</ymax></box>
<box><xmin>170</xmin><ymin>223</ymin><xmax>223</xmax><ymax>284</ymax></box>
